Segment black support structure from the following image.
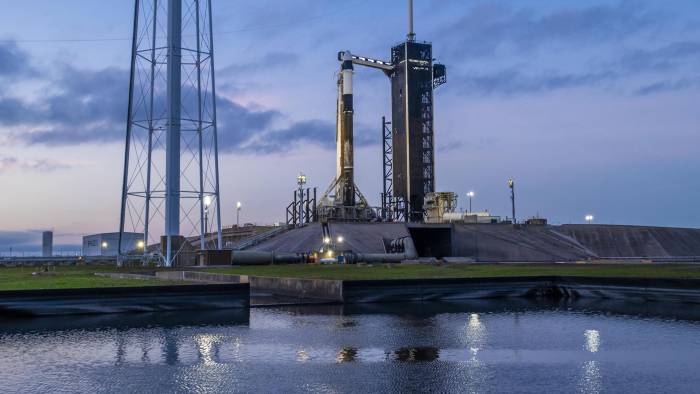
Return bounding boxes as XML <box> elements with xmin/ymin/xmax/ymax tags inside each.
<box><xmin>391</xmin><ymin>40</ymin><xmax>443</xmax><ymax>221</ymax></box>
<box><xmin>381</xmin><ymin>116</ymin><xmax>393</xmax><ymax>220</ymax></box>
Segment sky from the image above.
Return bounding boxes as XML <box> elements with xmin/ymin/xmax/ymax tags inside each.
<box><xmin>0</xmin><ymin>0</ymin><xmax>699</xmax><ymax>252</ymax></box>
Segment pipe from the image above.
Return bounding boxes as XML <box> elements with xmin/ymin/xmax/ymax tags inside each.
<box><xmin>231</xmin><ymin>251</ymin><xmax>304</xmax><ymax>265</ymax></box>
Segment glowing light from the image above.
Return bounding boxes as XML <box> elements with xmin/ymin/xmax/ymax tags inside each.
<box><xmin>136</xmin><ymin>240</ymin><xmax>145</xmax><ymax>249</ymax></box>
<box><xmin>323</xmin><ymin>237</ymin><xmax>331</xmax><ymax>244</ymax></box>
<box><xmin>236</xmin><ymin>201</ymin><xmax>242</xmax><ymax>210</ymax></box>
<box><xmin>337</xmin><ymin>236</ymin><xmax>344</xmax><ymax>243</ymax></box>
<box><xmin>101</xmin><ymin>241</ymin><xmax>108</xmax><ymax>248</ymax></box>
<box><xmin>584</xmin><ymin>329</ymin><xmax>600</xmax><ymax>353</ymax></box>
<box><xmin>297</xmin><ymin>172</ymin><xmax>307</xmax><ymax>187</ymax></box>
<box><xmin>203</xmin><ymin>195</ymin><xmax>212</xmax><ymax>207</ymax></box>
<box><xmin>585</xmin><ymin>214</ymin><xmax>594</xmax><ymax>223</ymax></box>
<box><xmin>467</xmin><ymin>191</ymin><xmax>475</xmax><ymax>198</ymax></box>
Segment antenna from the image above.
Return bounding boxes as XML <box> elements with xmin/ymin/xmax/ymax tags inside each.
<box><xmin>407</xmin><ymin>0</ymin><xmax>415</xmax><ymax>41</ymax></box>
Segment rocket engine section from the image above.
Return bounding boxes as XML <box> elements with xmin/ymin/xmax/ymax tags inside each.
<box><xmin>336</xmin><ymin>51</ymin><xmax>355</xmax><ymax>207</ymax></box>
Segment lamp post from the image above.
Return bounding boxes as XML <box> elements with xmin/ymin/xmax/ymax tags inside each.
<box><xmin>467</xmin><ymin>191</ymin><xmax>475</xmax><ymax>213</ymax></box>
<box><xmin>236</xmin><ymin>201</ymin><xmax>242</xmax><ymax>227</ymax></box>
<box><xmin>585</xmin><ymin>214</ymin><xmax>594</xmax><ymax>224</ymax></box>
<box><xmin>203</xmin><ymin>195</ymin><xmax>212</xmax><ymax>249</ymax></box>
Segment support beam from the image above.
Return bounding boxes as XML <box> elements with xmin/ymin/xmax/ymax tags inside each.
<box><xmin>165</xmin><ymin>0</ymin><xmax>182</xmax><ymax>265</ymax></box>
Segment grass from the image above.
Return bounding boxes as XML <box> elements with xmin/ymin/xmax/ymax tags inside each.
<box><xmin>205</xmin><ymin>263</ymin><xmax>700</xmax><ymax>281</ymax></box>
<box><xmin>2</xmin><ymin>263</ymin><xmax>698</xmax><ymax>291</ymax></box>
<box><xmin>0</xmin><ymin>265</ymin><xmax>182</xmax><ymax>291</ymax></box>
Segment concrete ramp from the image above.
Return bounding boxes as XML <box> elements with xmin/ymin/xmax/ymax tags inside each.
<box><xmin>452</xmin><ymin>224</ymin><xmax>597</xmax><ymax>262</ymax></box>
<box><xmin>556</xmin><ymin>225</ymin><xmax>700</xmax><ymax>258</ymax></box>
<box><xmin>249</xmin><ymin>222</ymin><xmax>410</xmax><ymax>254</ymax></box>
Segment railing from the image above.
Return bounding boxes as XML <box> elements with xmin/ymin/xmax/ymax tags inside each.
<box><xmin>230</xmin><ymin>225</ymin><xmax>290</xmax><ymax>251</ymax></box>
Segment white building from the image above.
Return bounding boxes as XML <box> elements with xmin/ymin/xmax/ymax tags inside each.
<box><xmin>82</xmin><ymin>232</ymin><xmax>144</xmax><ymax>257</ymax></box>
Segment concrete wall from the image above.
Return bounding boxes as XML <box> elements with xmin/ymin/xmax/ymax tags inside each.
<box><xmin>249</xmin><ymin>276</ymin><xmax>343</xmax><ymax>302</ymax></box>
<box><xmin>0</xmin><ymin>283</ymin><xmax>249</xmax><ymax>316</ymax></box>
<box><xmin>342</xmin><ymin>277</ymin><xmax>700</xmax><ymax>304</ymax></box>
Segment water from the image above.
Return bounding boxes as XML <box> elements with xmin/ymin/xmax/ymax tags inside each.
<box><xmin>1</xmin><ymin>300</ymin><xmax>699</xmax><ymax>393</ymax></box>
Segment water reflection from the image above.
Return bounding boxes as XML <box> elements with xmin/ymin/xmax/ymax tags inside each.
<box><xmin>584</xmin><ymin>329</ymin><xmax>601</xmax><ymax>353</ymax></box>
<box><xmin>1</xmin><ymin>302</ymin><xmax>699</xmax><ymax>393</ymax></box>
<box><xmin>195</xmin><ymin>333</ymin><xmax>223</xmax><ymax>365</ymax></box>
<box><xmin>579</xmin><ymin>360</ymin><xmax>602</xmax><ymax>394</ymax></box>
<box><xmin>336</xmin><ymin>347</ymin><xmax>358</xmax><ymax>363</ymax></box>
<box><xmin>391</xmin><ymin>347</ymin><xmax>440</xmax><ymax>362</ymax></box>
<box><xmin>465</xmin><ymin>313</ymin><xmax>487</xmax><ymax>356</ymax></box>
<box><xmin>297</xmin><ymin>347</ymin><xmax>310</xmax><ymax>362</ymax></box>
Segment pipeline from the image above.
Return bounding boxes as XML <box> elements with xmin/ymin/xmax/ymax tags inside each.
<box><xmin>231</xmin><ymin>251</ymin><xmax>304</xmax><ymax>266</ymax></box>
<box><xmin>231</xmin><ymin>237</ymin><xmax>418</xmax><ymax>265</ymax></box>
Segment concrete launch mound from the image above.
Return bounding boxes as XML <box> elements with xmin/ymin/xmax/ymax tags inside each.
<box><xmin>248</xmin><ymin>223</ymin><xmax>410</xmax><ymax>254</ymax></box>
<box><xmin>245</xmin><ymin>223</ymin><xmax>700</xmax><ymax>262</ymax></box>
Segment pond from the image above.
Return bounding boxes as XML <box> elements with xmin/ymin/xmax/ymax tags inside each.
<box><xmin>1</xmin><ymin>300</ymin><xmax>698</xmax><ymax>393</ymax></box>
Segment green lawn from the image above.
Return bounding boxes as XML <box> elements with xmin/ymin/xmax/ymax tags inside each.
<box><xmin>0</xmin><ymin>265</ymin><xmax>181</xmax><ymax>291</ymax></box>
<box><xmin>206</xmin><ymin>263</ymin><xmax>700</xmax><ymax>281</ymax></box>
<box><xmin>2</xmin><ymin>263</ymin><xmax>698</xmax><ymax>291</ymax></box>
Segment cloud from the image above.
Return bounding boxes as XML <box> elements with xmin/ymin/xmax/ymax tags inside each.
<box><xmin>219</xmin><ymin>52</ymin><xmax>300</xmax><ymax>76</ymax></box>
<box><xmin>448</xmin><ymin>39</ymin><xmax>700</xmax><ymax>96</ymax></box>
<box><xmin>617</xmin><ymin>40</ymin><xmax>700</xmax><ymax>73</ymax></box>
<box><xmin>0</xmin><ymin>41</ymin><xmax>342</xmax><ymax>154</ymax></box>
<box><xmin>0</xmin><ymin>230</ymin><xmax>41</xmax><ymax>247</ymax></box>
<box><xmin>438</xmin><ymin>1</ymin><xmax>654</xmax><ymax>58</ymax></box>
<box><xmin>229</xmin><ymin>119</ymin><xmax>376</xmax><ymax>154</ymax></box>
<box><xmin>635</xmin><ymin>78</ymin><xmax>700</xmax><ymax>95</ymax></box>
<box><xmin>450</xmin><ymin>68</ymin><xmax>618</xmax><ymax>96</ymax></box>
<box><xmin>0</xmin><ymin>156</ymin><xmax>76</xmax><ymax>174</ymax></box>
<box><xmin>0</xmin><ymin>41</ymin><xmax>33</xmax><ymax>77</ymax></box>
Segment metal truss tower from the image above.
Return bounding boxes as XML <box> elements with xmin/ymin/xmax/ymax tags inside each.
<box><xmin>119</xmin><ymin>0</ymin><xmax>222</xmax><ymax>266</ymax></box>
<box><xmin>381</xmin><ymin>116</ymin><xmax>393</xmax><ymax>219</ymax></box>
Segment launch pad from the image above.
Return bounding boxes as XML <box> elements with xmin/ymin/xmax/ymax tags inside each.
<box><xmin>296</xmin><ymin>1</ymin><xmax>447</xmax><ymax>225</ymax></box>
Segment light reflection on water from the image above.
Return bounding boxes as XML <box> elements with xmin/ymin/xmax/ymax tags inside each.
<box><xmin>0</xmin><ymin>302</ymin><xmax>699</xmax><ymax>393</ymax></box>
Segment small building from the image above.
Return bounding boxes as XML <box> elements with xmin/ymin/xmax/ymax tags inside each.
<box><xmin>42</xmin><ymin>231</ymin><xmax>53</xmax><ymax>257</ymax></box>
<box><xmin>82</xmin><ymin>232</ymin><xmax>143</xmax><ymax>257</ymax></box>
<box><xmin>461</xmin><ymin>211</ymin><xmax>501</xmax><ymax>224</ymax></box>
<box><xmin>525</xmin><ymin>217</ymin><xmax>548</xmax><ymax>225</ymax></box>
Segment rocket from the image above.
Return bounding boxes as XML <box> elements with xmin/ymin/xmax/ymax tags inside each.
<box><xmin>336</xmin><ymin>51</ymin><xmax>355</xmax><ymax>207</ymax></box>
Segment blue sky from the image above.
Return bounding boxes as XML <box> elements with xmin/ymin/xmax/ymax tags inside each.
<box><xmin>0</xmin><ymin>0</ymin><xmax>699</xmax><ymax>251</ymax></box>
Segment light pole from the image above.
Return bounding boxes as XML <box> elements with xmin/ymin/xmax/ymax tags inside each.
<box><xmin>585</xmin><ymin>214</ymin><xmax>594</xmax><ymax>224</ymax></box>
<box><xmin>203</xmin><ymin>195</ymin><xmax>212</xmax><ymax>248</ymax></box>
<box><xmin>236</xmin><ymin>201</ymin><xmax>242</xmax><ymax>227</ymax></box>
<box><xmin>467</xmin><ymin>191</ymin><xmax>475</xmax><ymax>213</ymax></box>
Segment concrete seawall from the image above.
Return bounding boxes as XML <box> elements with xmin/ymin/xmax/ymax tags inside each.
<box><xmin>0</xmin><ymin>283</ymin><xmax>249</xmax><ymax>317</ymax></box>
<box><xmin>250</xmin><ymin>276</ymin><xmax>343</xmax><ymax>302</ymax></box>
<box><xmin>249</xmin><ymin>276</ymin><xmax>700</xmax><ymax>305</ymax></box>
